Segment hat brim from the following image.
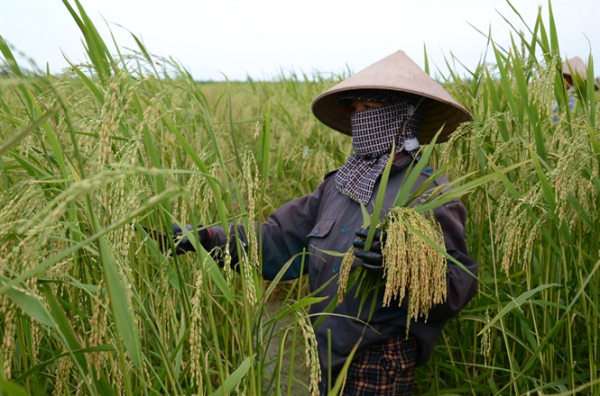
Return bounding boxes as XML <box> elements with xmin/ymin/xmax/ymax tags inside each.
<box><xmin>312</xmin><ymin>86</ymin><xmax>472</xmax><ymax>144</ymax></box>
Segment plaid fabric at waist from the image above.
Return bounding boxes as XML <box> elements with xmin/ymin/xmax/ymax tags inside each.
<box><xmin>324</xmin><ymin>333</ymin><xmax>418</xmax><ymax>396</ymax></box>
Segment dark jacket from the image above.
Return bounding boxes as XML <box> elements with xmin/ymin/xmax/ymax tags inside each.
<box><xmin>206</xmin><ymin>154</ymin><xmax>478</xmax><ymax>371</ymax></box>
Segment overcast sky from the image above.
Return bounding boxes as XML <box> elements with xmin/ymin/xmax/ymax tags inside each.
<box><xmin>1</xmin><ymin>0</ymin><xmax>599</xmax><ymax>81</ymax></box>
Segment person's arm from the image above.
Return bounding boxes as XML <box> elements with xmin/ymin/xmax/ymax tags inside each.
<box><xmin>204</xmin><ymin>180</ymin><xmax>325</xmax><ymax>281</ymax></box>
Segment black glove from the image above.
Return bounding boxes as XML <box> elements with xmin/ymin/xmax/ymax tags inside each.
<box><xmin>139</xmin><ymin>223</ymin><xmax>210</xmax><ymax>255</ymax></box>
<box><xmin>352</xmin><ymin>227</ymin><xmax>387</xmax><ymax>274</ymax></box>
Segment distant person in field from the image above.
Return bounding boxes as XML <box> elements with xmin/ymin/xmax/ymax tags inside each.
<box><xmin>562</xmin><ymin>56</ymin><xmax>586</xmax><ymax>90</ymax></box>
<box><xmin>149</xmin><ymin>51</ymin><xmax>478</xmax><ymax>395</ymax></box>
<box><xmin>553</xmin><ymin>56</ymin><xmax>598</xmax><ymax>121</ymax></box>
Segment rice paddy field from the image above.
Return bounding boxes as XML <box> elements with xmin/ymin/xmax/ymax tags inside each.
<box><xmin>1</xmin><ymin>1</ymin><xmax>600</xmax><ymax>395</ymax></box>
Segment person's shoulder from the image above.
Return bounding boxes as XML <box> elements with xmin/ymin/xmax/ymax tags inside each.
<box><xmin>323</xmin><ymin>169</ymin><xmax>339</xmax><ymax>180</ymax></box>
<box><xmin>310</xmin><ymin>169</ymin><xmax>338</xmax><ymax>195</ymax></box>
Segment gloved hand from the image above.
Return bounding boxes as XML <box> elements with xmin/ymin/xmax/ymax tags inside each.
<box><xmin>352</xmin><ymin>227</ymin><xmax>387</xmax><ymax>274</ymax></box>
<box><xmin>139</xmin><ymin>223</ymin><xmax>210</xmax><ymax>255</ymax></box>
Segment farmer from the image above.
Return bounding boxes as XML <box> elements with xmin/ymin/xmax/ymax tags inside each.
<box><xmin>561</xmin><ymin>56</ymin><xmax>592</xmax><ymax>90</ymax></box>
<box><xmin>553</xmin><ymin>56</ymin><xmax>599</xmax><ymax>121</ymax></box>
<box><xmin>155</xmin><ymin>50</ymin><xmax>478</xmax><ymax>395</ymax></box>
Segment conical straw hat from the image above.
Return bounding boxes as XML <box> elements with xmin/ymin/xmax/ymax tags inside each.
<box><xmin>562</xmin><ymin>56</ymin><xmax>598</xmax><ymax>90</ymax></box>
<box><xmin>562</xmin><ymin>56</ymin><xmax>587</xmax><ymax>78</ymax></box>
<box><xmin>311</xmin><ymin>50</ymin><xmax>472</xmax><ymax>144</ymax></box>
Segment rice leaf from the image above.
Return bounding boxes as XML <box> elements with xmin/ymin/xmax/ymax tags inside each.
<box><xmin>423</xmin><ymin>43</ymin><xmax>430</xmax><ymax>75</ymax></box>
<box><xmin>547</xmin><ymin>0</ymin><xmax>559</xmax><ymax>53</ymax></box>
<box><xmin>63</xmin><ymin>57</ymin><xmax>104</xmax><ymax>104</ymax></box>
<box><xmin>0</xmin><ymin>378</ymin><xmax>30</xmax><ymax>396</ymax></box>
<box><xmin>0</xmin><ymin>105</ymin><xmax>61</xmax><ymax>156</ymax></box>
<box><xmin>360</xmin><ymin>202</ymin><xmax>369</xmax><ymax>227</ymax></box>
<box><xmin>363</xmin><ymin>142</ymin><xmax>395</xmax><ymax>251</ymax></box>
<box><xmin>273</xmin><ymin>297</ymin><xmax>327</xmax><ymax>321</ymax></box>
<box><xmin>527</xmin><ymin>146</ymin><xmax>557</xmax><ymax>217</ymax></box>
<box><xmin>327</xmin><ymin>337</ymin><xmax>361</xmax><ymax>396</ymax></box>
<box><xmin>393</xmin><ymin>126</ymin><xmax>443</xmax><ymax>207</ymax></box>
<box><xmin>478</xmin><ymin>284</ymin><xmax>560</xmax><ymax>336</ymax></box>
<box><xmin>587</xmin><ymin>53</ymin><xmax>596</xmax><ymax>127</ymax></box>
<box><xmin>94</xmin><ymin>233</ymin><xmax>143</xmax><ymax>369</ymax></box>
<box><xmin>0</xmin><ymin>276</ymin><xmax>54</xmax><ymax>327</ymax></box>
<box><xmin>40</xmin><ymin>283</ymin><xmax>94</xmax><ymax>383</ymax></box>
<box><xmin>177</xmin><ymin>222</ymin><xmax>234</xmax><ymax>304</ymax></box>
<box><xmin>493</xmin><ymin>41</ymin><xmax>518</xmax><ymax>117</ymax></box>
<box><xmin>208</xmin><ymin>356</ymin><xmax>253</xmax><ymax>396</ymax></box>
<box><xmin>258</xmin><ymin>101</ymin><xmax>271</xmax><ymax>182</ymax></box>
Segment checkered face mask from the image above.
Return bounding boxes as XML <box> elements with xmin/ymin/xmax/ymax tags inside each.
<box><xmin>334</xmin><ymin>90</ymin><xmax>427</xmax><ymax>205</ymax></box>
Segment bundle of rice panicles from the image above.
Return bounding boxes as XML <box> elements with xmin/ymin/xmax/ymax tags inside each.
<box><xmin>337</xmin><ymin>206</ymin><xmax>447</xmax><ymax>330</ymax></box>
<box><xmin>381</xmin><ymin>207</ymin><xmax>447</xmax><ymax>327</ymax></box>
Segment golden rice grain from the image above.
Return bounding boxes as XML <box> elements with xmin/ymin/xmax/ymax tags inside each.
<box><xmin>381</xmin><ymin>207</ymin><xmax>447</xmax><ymax>330</ymax></box>
<box><xmin>298</xmin><ymin>313</ymin><xmax>321</xmax><ymax>396</ymax></box>
<box><xmin>337</xmin><ymin>207</ymin><xmax>447</xmax><ymax>332</ymax></box>
<box><xmin>336</xmin><ymin>248</ymin><xmax>356</xmax><ymax>305</ymax></box>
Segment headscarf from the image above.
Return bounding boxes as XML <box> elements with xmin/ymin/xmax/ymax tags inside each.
<box><xmin>334</xmin><ymin>90</ymin><xmax>428</xmax><ymax>205</ymax></box>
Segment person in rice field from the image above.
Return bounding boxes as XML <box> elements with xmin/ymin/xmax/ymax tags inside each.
<box><xmin>553</xmin><ymin>56</ymin><xmax>599</xmax><ymax>121</ymax></box>
<box><xmin>149</xmin><ymin>50</ymin><xmax>478</xmax><ymax>395</ymax></box>
<box><xmin>560</xmin><ymin>56</ymin><xmax>599</xmax><ymax>91</ymax></box>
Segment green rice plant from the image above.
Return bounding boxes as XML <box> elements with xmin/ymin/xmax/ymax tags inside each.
<box><xmin>0</xmin><ymin>2</ymin><xmax>331</xmax><ymax>394</ymax></box>
<box><xmin>1</xmin><ymin>0</ymin><xmax>599</xmax><ymax>395</ymax></box>
<box><xmin>423</xmin><ymin>2</ymin><xmax>600</xmax><ymax>395</ymax></box>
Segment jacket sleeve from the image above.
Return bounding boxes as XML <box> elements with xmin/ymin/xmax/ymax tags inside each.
<box><xmin>205</xmin><ymin>180</ymin><xmax>325</xmax><ymax>281</ymax></box>
<box><xmin>426</xmin><ymin>199</ymin><xmax>478</xmax><ymax>321</ymax></box>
